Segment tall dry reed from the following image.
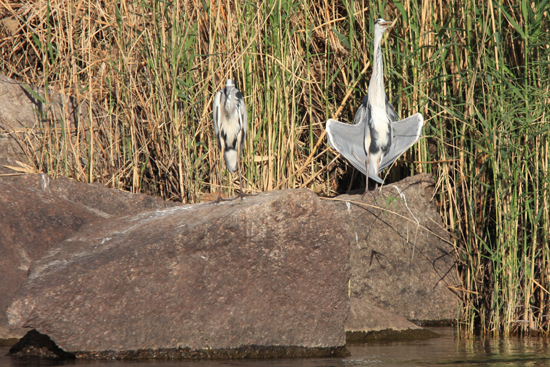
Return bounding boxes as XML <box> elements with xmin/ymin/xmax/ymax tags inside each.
<box><xmin>1</xmin><ymin>0</ymin><xmax>549</xmax><ymax>334</ymax></box>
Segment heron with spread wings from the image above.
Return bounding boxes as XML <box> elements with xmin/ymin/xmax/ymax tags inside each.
<box><xmin>213</xmin><ymin>79</ymin><xmax>247</xmax><ymax>201</ymax></box>
<box><xmin>326</xmin><ymin>18</ymin><xmax>423</xmax><ymax>192</ymax></box>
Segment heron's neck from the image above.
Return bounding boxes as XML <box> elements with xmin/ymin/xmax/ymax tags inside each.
<box><xmin>368</xmin><ymin>32</ymin><xmax>387</xmax><ymax>111</ymax></box>
<box><xmin>223</xmin><ymin>91</ymin><xmax>236</xmax><ymax>116</ymax></box>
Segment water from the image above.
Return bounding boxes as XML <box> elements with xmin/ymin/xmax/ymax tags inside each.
<box><xmin>2</xmin><ymin>328</ymin><xmax>550</xmax><ymax>367</ymax></box>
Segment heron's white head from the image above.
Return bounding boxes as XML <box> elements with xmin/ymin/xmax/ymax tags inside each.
<box><xmin>373</xmin><ymin>18</ymin><xmax>393</xmax><ymax>47</ymax></box>
<box><xmin>225</xmin><ymin>79</ymin><xmax>235</xmax><ymax>88</ymax></box>
<box><xmin>374</xmin><ymin>18</ymin><xmax>393</xmax><ymax>32</ymax></box>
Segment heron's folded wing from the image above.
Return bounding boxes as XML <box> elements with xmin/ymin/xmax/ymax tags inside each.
<box><xmin>236</xmin><ymin>90</ymin><xmax>247</xmax><ymax>152</ymax></box>
<box><xmin>380</xmin><ymin>113</ymin><xmax>424</xmax><ymax>170</ymax></box>
<box><xmin>326</xmin><ymin>119</ymin><xmax>368</xmax><ymax>177</ymax></box>
<box><xmin>212</xmin><ymin>90</ymin><xmax>222</xmax><ymax>147</ymax></box>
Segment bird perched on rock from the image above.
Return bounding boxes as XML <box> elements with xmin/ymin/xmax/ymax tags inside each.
<box><xmin>213</xmin><ymin>79</ymin><xmax>248</xmax><ymax>200</ymax></box>
<box><xmin>326</xmin><ymin>18</ymin><xmax>423</xmax><ymax>193</ymax></box>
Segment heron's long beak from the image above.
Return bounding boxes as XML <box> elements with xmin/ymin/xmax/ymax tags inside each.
<box><xmin>380</xmin><ymin>20</ymin><xmax>394</xmax><ymax>28</ymax></box>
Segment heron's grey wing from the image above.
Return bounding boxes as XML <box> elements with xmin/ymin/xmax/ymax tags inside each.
<box><xmin>326</xmin><ymin>119</ymin><xmax>368</xmax><ymax>176</ymax></box>
<box><xmin>380</xmin><ymin>113</ymin><xmax>423</xmax><ymax>170</ymax></box>
<box><xmin>213</xmin><ymin>90</ymin><xmax>222</xmax><ymax>147</ymax></box>
<box><xmin>385</xmin><ymin>95</ymin><xmax>399</xmax><ymax>123</ymax></box>
<box><xmin>236</xmin><ymin>90</ymin><xmax>247</xmax><ymax>151</ymax></box>
<box><xmin>353</xmin><ymin>94</ymin><xmax>370</xmax><ymax>125</ymax></box>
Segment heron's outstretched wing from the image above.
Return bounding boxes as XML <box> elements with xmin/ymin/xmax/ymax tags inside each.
<box><xmin>380</xmin><ymin>113</ymin><xmax>423</xmax><ymax>170</ymax></box>
<box><xmin>213</xmin><ymin>90</ymin><xmax>222</xmax><ymax>148</ymax></box>
<box><xmin>326</xmin><ymin>118</ymin><xmax>368</xmax><ymax>176</ymax></box>
<box><xmin>327</xmin><ymin>113</ymin><xmax>423</xmax><ymax>185</ymax></box>
<box><xmin>235</xmin><ymin>90</ymin><xmax>247</xmax><ymax>152</ymax></box>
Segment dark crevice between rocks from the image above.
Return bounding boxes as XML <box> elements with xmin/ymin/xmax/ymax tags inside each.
<box><xmin>346</xmin><ymin>328</ymin><xmax>441</xmax><ymax>343</ymax></box>
<box><xmin>8</xmin><ymin>330</ymin><xmax>349</xmax><ymax>360</ymax></box>
<box><xmin>8</xmin><ymin>329</ymin><xmax>76</xmax><ymax>359</ymax></box>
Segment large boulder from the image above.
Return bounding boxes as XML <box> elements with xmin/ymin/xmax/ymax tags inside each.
<box><xmin>0</xmin><ymin>174</ymin><xmax>180</xmax><ymax>340</ymax></box>
<box><xmin>7</xmin><ymin>189</ymin><xmax>350</xmax><ymax>358</ymax></box>
<box><xmin>328</xmin><ymin>173</ymin><xmax>459</xmax><ymax>322</ymax></box>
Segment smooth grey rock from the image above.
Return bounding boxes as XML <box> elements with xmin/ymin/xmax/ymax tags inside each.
<box><xmin>7</xmin><ymin>189</ymin><xmax>350</xmax><ymax>356</ymax></box>
<box><xmin>0</xmin><ymin>174</ymin><xmax>180</xmax><ymax>340</ymax></box>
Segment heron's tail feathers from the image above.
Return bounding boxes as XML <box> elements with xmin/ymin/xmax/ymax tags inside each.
<box><xmin>224</xmin><ymin>149</ymin><xmax>239</xmax><ymax>174</ymax></box>
<box><xmin>368</xmin><ymin>165</ymin><xmax>384</xmax><ymax>185</ymax></box>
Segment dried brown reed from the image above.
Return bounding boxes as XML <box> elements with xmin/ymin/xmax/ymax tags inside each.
<box><xmin>1</xmin><ymin>0</ymin><xmax>550</xmax><ymax>335</ymax></box>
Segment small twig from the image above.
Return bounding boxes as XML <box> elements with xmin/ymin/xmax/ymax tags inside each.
<box><xmin>392</xmin><ymin>185</ymin><xmax>419</xmax><ymax>225</ymax></box>
<box><xmin>533</xmin><ymin>279</ymin><xmax>550</xmax><ymax>296</ymax></box>
<box><xmin>320</xmin><ymin>196</ymin><xmax>453</xmax><ymax>245</ymax></box>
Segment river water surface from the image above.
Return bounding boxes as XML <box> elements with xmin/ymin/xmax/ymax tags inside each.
<box><xmin>2</xmin><ymin>328</ymin><xmax>550</xmax><ymax>367</ymax></box>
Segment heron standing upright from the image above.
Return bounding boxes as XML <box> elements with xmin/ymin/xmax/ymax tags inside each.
<box><xmin>326</xmin><ymin>18</ymin><xmax>423</xmax><ymax>192</ymax></box>
<box><xmin>213</xmin><ymin>79</ymin><xmax>247</xmax><ymax>200</ymax></box>
<box><xmin>364</xmin><ymin>18</ymin><xmax>396</xmax><ymax>189</ymax></box>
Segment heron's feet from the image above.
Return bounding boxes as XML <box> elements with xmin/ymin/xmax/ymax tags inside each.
<box><xmin>361</xmin><ymin>190</ymin><xmax>379</xmax><ymax>201</ymax></box>
<box><xmin>361</xmin><ymin>182</ymin><xmax>375</xmax><ymax>200</ymax></box>
<box><xmin>215</xmin><ymin>191</ymin><xmax>255</xmax><ymax>202</ymax></box>
<box><xmin>237</xmin><ymin>191</ymin><xmax>257</xmax><ymax>200</ymax></box>
<box><xmin>361</xmin><ymin>184</ymin><xmax>384</xmax><ymax>202</ymax></box>
<box><xmin>214</xmin><ymin>192</ymin><xmax>226</xmax><ymax>203</ymax></box>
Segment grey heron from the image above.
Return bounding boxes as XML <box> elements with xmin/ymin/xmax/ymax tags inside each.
<box><xmin>326</xmin><ymin>18</ymin><xmax>423</xmax><ymax>191</ymax></box>
<box><xmin>213</xmin><ymin>79</ymin><xmax>248</xmax><ymax>200</ymax></box>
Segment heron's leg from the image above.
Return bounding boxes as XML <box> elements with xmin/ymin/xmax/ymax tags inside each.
<box><xmin>215</xmin><ymin>145</ymin><xmax>225</xmax><ymax>203</ymax></box>
<box><xmin>371</xmin><ymin>157</ymin><xmax>383</xmax><ymax>200</ymax></box>
<box><xmin>236</xmin><ymin>142</ymin><xmax>243</xmax><ymax>200</ymax></box>
<box><xmin>220</xmin><ymin>147</ymin><xmax>243</xmax><ymax>202</ymax></box>
<box><xmin>237</xmin><ymin>143</ymin><xmax>251</xmax><ymax>200</ymax></box>
<box><xmin>217</xmin><ymin>170</ymin><xmax>223</xmax><ymax>202</ymax></box>
<box><xmin>238</xmin><ymin>163</ymin><xmax>244</xmax><ymax>200</ymax></box>
<box><xmin>235</xmin><ymin>144</ymin><xmax>255</xmax><ymax>200</ymax></box>
<box><xmin>362</xmin><ymin>158</ymin><xmax>370</xmax><ymax>198</ymax></box>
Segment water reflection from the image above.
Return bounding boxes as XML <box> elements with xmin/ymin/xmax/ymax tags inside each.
<box><xmin>3</xmin><ymin>328</ymin><xmax>550</xmax><ymax>367</ymax></box>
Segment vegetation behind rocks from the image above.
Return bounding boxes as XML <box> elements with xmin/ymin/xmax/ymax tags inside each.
<box><xmin>1</xmin><ymin>0</ymin><xmax>549</xmax><ymax>335</ymax></box>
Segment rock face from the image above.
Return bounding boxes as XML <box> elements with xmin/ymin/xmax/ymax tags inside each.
<box><xmin>0</xmin><ymin>174</ymin><xmax>180</xmax><ymax>340</ymax></box>
<box><xmin>7</xmin><ymin>189</ymin><xmax>350</xmax><ymax>356</ymax></box>
<box><xmin>328</xmin><ymin>174</ymin><xmax>459</xmax><ymax>322</ymax></box>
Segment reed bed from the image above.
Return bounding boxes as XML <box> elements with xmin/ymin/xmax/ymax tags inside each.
<box><xmin>1</xmin><ymin>0</ymin><xmax>549</xmax><ymax>335</ymax></box>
